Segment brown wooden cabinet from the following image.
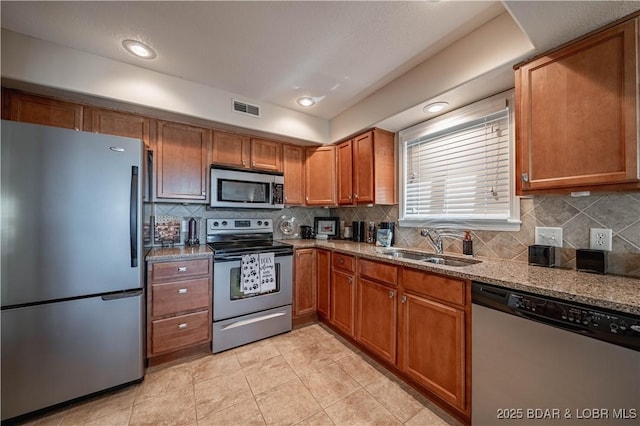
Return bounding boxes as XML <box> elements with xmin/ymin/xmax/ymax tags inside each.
<box><xmin>283</xmin><ymin>145</ymin><xmax>305</xmax><ymax>205</ymax></box>
<box><xmin>211</xmin><ymin>132</ymin><xmax>282</xmax><ymax>172</ymax></box>
<box><xmin>337</xmin><ymin>129</ymin><xmax>396</xmax><ymax>205</ymax></box>
<box><xmin>515</xmin><ymin>17</ymin><xmax>639</xmax><ymax>193</ymax></box>
<box><xmin>356</xmin><ymin>259</ymin><xmax>398</xmax><ymax>364</ymax></box>
<box><xmin>398</xmin><ymin>268</ymin><xmax>467</xmax><ymax>412</ymax></box>
<box><xmin>330</xmin><ymin>252</ymin><xmax>355</xmax><ymax>336</ymax></box>
<box><xmin>7</xmin><ymin>91</ymin><xmax>83</xmax><ymax>130</ymax></box>
<box><xmin>84</xmin><ymin>108</ymin><xmax>153</xmax><ymax>149</ymax></box>
<box><xmin>155</xmin><ymin>120</ymin><xmax>211</xmax><ymax>201</ymax></box>
<box><xmin>316</xmin><ymin>249</ymin><xmax>331</xmax><ymax>320</ymax></box>
<box><xmin>305</xmin><ymin>146</ymin><xmax>337</xmax><ymax>206</ymax></box>
<box><xmin>293</xmin><ymin>248</ymin><xmax>317</xmax><ymax>318</ymax></box>
<box><xmin>146</xmin><ymin>257</ymin><xmax>212</xmax><ymax>359</ymax></box>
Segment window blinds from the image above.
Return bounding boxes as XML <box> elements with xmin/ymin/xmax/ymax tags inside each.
<box><xmin>403</xmin><ymin>109</ymin><xmax>511</xmax><ymax>221</ymax></box>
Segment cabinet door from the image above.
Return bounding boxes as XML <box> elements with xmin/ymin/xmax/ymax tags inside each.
<box><xmin>353</xmin><ymin>131</ymin><xmax>374</xmax><ymax>204</ymax></box>
<box><xmin>316</xmin><ymin>249</ymin><xmax>331</xmax><ymax>319</ymax></box>
<box><xmin>86</xmin><ymin>108</ymin><xmax>152</xmax><ymax>149</ymax></box>
<box><xmin>283</xmin><ymin>145</ymin><xmax>305</xmax><ymax>205</ymax></box>
<box><xmin>294</xmin><ymin>248</ymin><xmax>316</xmax><ymax>318</ymax></box>
<box><xmin>211</xmin><ymin>131</ymin><xmax>250</xmax><ymax>168</ymax></box>
<box><xmin>305</xmin><ymin>146</ymin><xmax>336</xmax><ymax>205</ymax></box>
<box><xmin>399</xmin><ymin>292</ymin><xmax>465</xmax><ymax>410</ymax></box>
<box><xmin>9</xmin><ymin>92</ymin><xmax>83</xmax><ymax>130</ymax></box>
<box><xmin>337</xmin><ymin>140</ymin><xmax>354</xmax><ymax>205</ymax></box>
<box><xmin>156</xmin><ymin>120</ymin><xmax>211</xmax><ymax>201</ymax></box>
<box><xmin>331</xmin><ymin>269</ymin><xmax>355</xmax><ymax>336</ymax></box>
<box><xmin>251</xmin><ymin>138</ymin><xmax>282</xmax><ymax>171</ymax></box>
<box><xmin>357</xmin><ymin>277</ymin><xmax>396</xmax><ymax>363</ymax></box>
<box><xmin>516</xmin><ymin>18</ymin><xmax>638</xmax><ymax>192</ymax></box>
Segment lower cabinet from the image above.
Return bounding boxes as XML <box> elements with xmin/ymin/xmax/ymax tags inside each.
<box><xmin>316</xmin><ymin>249</ymin><xmax>331</xmax><ymax>319</ymax></box>
<box><xmin>330</xmin><ymin>253</ymin><xmax>356</xmax><ymax>337</ymax></box>
<box><xmin>146</xmin><ymin>257</ymin><xmax>212</xmax><ymax>359</ymax></box>
<box><xmin>293</xmin><ymin>248</ymin><xmax>317</xmax><ymax>318</ymax></box>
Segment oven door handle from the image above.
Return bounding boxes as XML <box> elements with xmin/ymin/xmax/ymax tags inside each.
<box><xmin>214</xmin><ymin>251</ymin><xmax>293</xmax><ymax>262</ymax></box>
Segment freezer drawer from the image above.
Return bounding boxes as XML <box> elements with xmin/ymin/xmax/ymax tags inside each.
<box><xmin>1</xmin><ymin>292</ymin><xmax>144</xmax><ymax>421</ymax></box>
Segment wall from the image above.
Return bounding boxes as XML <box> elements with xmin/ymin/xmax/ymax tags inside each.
<box><xmin>330</xmin><ymin>193</ymin><xmax>640</xmax><ymax>277</ymax></box>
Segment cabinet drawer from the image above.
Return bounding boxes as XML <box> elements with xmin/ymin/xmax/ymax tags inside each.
<box><xmin>359</xmin><ymin>259</ymin><xmax>397</xmax><ymax>286</ymax></box>
<box><xmin>332</xmin><ymin>252</ymin><xmax>355</xmax><ymax>272</ymax></box>
<box><xmin>151</xmin><ymin>258</ymin><xmax>210</xmax><ymax>282</ymax></box>
<box><xmin>151</xmin><ymin>277</ymin><xmax>210</xmax><ymax>317</ymax></box>
<box><xmin>151</xmin><ymin>310</ymin><xmax>210</xmax><ymax>355</ymax></box>
<box><xmin>401</xmin><ymin>269</ymin><xmax>465</xmax><ymax>306</ymax></box>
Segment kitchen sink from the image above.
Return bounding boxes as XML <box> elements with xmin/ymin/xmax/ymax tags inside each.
<box><xmin>379</xmin><ymin>249</ymin><xmax>481</xmax><ymax>267</ymax></box>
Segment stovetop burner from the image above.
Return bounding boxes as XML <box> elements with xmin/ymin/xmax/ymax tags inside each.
<box><xmin>206</xmin><ymin>218</ymin><xmax>293</xmax><ymax>258</ymax></box>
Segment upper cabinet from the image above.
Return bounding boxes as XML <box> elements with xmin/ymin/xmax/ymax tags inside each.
<box><xmin>337</xmin><ymin>129</ymin><xmax>396</xmax><ymax>205</ymax></box>
<box><xmin>211</xmin><ymin>132</ymin><xmax>282</xmax><ymax>172</ymax></box>
<box><xmin>515</xmin><ymin>16</ymin><xmax>639</xmax><ymax>194</ymax></box>
<box><xmin>6</xmin><ymin>91</ymin><xmax>83</xmax><ymax>130</ymax></box>
<box><xmin>283</xmin><ymin>145</ymin><xmax>305</xmax><ymax>205</ymax></box>
<box><xmin>305</xmin><ymin>146</ymin><xmax>337</xmax><ymax>206</ymax></box>
<box><xmin>84</xmin><ymin>108</ymin><xmax>153</xmax><ymax>149</ymax></box>
<box><xmin>155</xmin><ymin>120</ymin><xmax>211</xmax><ymax>202</ymax></box>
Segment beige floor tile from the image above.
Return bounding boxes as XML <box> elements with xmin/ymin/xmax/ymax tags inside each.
<box><xmin>280</xmin><ymin>342</ymin><xmax>335</xmax><ymax>377</ymax></box>
<box><xmin>255</xmin><ymin>378</ymin><xmax>322</xmax><ymax>425</ymax></box>
<box><xmin>129</xmin><ymin>391</ymin><xmax>196</xmax><ymax>426</ymax></box>
<box><xmin>405</xmin><ymin>408</ymin><xmax>451</xmax><ymax>426</ymax></box>
<box><xmin>234</xmin><ymin>339</ymin><xmax>282</xmax><ymax>369</ymax></box>
<box><xmin>197</xmin><ymin>397</ymin><xmax>265</xmax><ymax>426</ymax></box>
<box><xmin>335</xmin><ymin>354</ymin><xmax>386</xmax><ymax>387</ymax></box>
<box><xmin>195</xmin><ymin>369</ymin><xmax>253</xmax><ymax>419</ymax></box>
<box><xmin>21</xmin><ymin>410</ymin><xmax>66</xmax><ymax>426</ymax></box>
<box><xmin>324</xmin><ymin>388</ymin><xmax>401</xmax><ymax>425</ymax></box>
<box><xmin>271</xmin><ymin>329</ymin><xmax>316</xmax><ymax>354</ymax></box>
<box><xmin>59</xmin><ymin>385</ymin><xmax>137</xmax><ymax>426</ymax></box>
<box><xmin>134</xmin><ymin>363</ymin><xmax>194</xmax><ymax>403</ymax></box>
<box><xmin>78</xmin><ymin>407</ymin><xmax>132</xmax><ymax>426</ymax></box>
<box><xmin>243</xmin><ymin>354</ymin><xmax>298</xmax><ymax>395</ymax></box>
<box><xmin>315</xmin><ymin>336</ymin><xmax>356</xmax><ymax>361</ymax></box>
<box><xmin>192</xmin><ymin>352</ymin><xmax>241</xmax><ymax>384</ymax></box>
<box><xmin>298</xmin><ymin>324</ymin><xmax>334</xmax><ymax>342</ymax></box>
<box><xmin>299</xmin><ymin>362</ymin><xmax>361</xmax><ymax>408</ymax></box>
<box><xmin>294</xmin><ymin>410</ymin><xmax>335</xmax><ymax>426</ymax></box>
<box><xmin>365</xmin><ymin>378</ymin><xmax>424</xmax><ymax>423</ymax></box>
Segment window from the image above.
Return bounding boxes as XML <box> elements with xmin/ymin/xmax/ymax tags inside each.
<box><xmin>399</xmin><ymin>91</ymin><xmax>520</xmax><ymax>231</ymax></box>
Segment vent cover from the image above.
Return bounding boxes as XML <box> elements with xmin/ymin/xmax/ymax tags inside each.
<box><xmin>232</xmin><ymin>99</ymin><xmax>261</xmax><ymax>117</ymax></box>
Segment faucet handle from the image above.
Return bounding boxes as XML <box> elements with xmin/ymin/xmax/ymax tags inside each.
<box><xmin>420</xmin><ymin>229</ymin><xmax>430</xmax><ymax>237</ymax></box>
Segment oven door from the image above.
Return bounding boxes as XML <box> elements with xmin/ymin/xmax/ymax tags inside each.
<box><xmin>213</xmin><ymin>253</ymin><xmax>292</xmax><ymax>321</ymax></box>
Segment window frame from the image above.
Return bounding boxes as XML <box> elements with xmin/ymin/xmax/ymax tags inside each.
<box><xmin>398</xmin><ymin>90</ymin><xmax>521</xmax><ymax>231</ymax></box>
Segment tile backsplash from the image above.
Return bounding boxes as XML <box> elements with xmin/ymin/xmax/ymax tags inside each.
<box><xmin>145</xmin><ymin>193</ymin><xmax>639</xmax><ymax>277</ymax></box>
<box><xmin>331</xmin><ymin>193</ymin><xmax>640</xmax><ymax>277</ymax></box>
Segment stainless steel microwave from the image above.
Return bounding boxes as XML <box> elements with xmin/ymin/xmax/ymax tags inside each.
<box><xmin>210</xmin><ymin>165</ymin><xmax>284</xmax><ymax>209</ymax></box>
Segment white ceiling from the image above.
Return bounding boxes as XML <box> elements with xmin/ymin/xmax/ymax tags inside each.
<box><xmin>1</xmin><ymin>1</ymin><xmax>639</xmax><ymax>139</ymax></box>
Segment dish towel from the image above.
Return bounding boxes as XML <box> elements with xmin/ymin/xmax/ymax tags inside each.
<box><xmin>241</xmin><ymin>254</ymin><xmax>260</xmax><ymax>295</ymax></box>
<box><xmin>259</xmin><ymin>252</ymin><xmax>276</xmax><ymax>292</ymax></box>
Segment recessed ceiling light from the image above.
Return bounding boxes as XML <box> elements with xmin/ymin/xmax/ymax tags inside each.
<box><xmin>296</xmin><ymin>96</ymin><xmax>316</xmax><ymax>107</ymax></box>
<box><xmin>122</xmin><ymin>39</ymin><xmax>157</xmax><ymax>59</ymax></box>
<box><xmin>423</xmin><ymin>101</ymin><xmax>449</xmax><ymax>113</ymax></box>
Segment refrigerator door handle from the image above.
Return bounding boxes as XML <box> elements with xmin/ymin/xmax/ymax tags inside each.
<box><xmin>101</xmin><ymin>289</ymin><xmax>143</xmax><ymax>301</ymax></box>
<box><xmin>130</xmin><ymin>166</ymin><xmax>139</xmax><ymax>268</ymax></box>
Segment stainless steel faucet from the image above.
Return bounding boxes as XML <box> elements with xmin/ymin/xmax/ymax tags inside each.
<box><xmin>420</xmin><ymin>228</ymin><xmax>443</xmax><ymax>254</ymax></box>
<box><xmin>420</xmin><ymin>228</ymin><xmax>462</xmax><ymax>255</ymax></box>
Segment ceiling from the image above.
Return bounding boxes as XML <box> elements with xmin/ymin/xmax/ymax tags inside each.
<box><xmin>1</xmin><ymin>1</ymin><xmax>639</xmax><ymax>140</ymax></box>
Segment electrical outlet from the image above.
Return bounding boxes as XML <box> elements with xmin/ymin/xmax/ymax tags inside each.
<box><xmin>534</xmin><ymin>227</ymin><xmax>563</xmax><ymax>248</ymax></box>
<box><xmin>590</xmin><ymin>228</ymin><xmax>612</xmax><ymax>251</ymax></box>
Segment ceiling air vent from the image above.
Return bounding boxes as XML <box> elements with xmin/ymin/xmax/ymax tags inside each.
<box><xmin>232</xmin><ymin>99</ymin><xmax>261</xmax><ymax>118</ymax></box>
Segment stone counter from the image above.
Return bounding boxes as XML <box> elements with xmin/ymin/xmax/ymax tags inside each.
<box><xmin>283</xmin><ymin>239</ymin><xmax>640</xmax><ymax>315</ymax></box>
<box><xmin>145</xmin><ymin>245</ymin><xmax>213</xmax><ymax>262</ymax></box>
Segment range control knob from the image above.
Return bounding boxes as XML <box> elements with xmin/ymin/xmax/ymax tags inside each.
<box><xmin>257</xmin><ymin>221</ymin><xmax>263</xmax><ymax>226</ymax></box>
<box><xmin>221</xmin><ymin>221</ymin><xmax>228</xmax><ymax>226</ymax></box>
<box><xmin>213</xmin><ymin>221</ymin><xmax>219</xmax><ymax>227</ymax></box>
<box><xmin>264</xmin><ymin>220</ymin><xmax>269</xmax><ymax>226</ymax></box>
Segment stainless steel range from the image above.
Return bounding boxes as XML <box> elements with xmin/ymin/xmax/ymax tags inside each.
<box><xmin>206</xmin><ymin>218</ymin><xmax>293</xmax><ymax>353</ymax></box>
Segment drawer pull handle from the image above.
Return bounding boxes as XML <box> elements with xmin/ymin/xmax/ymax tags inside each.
<box><xmin>178</xmin><ymin>267</ymin><xmax>188</xmax><ymax>272</ymax></box>
<box><xmin>178</xmin><ymin>323</ymin><xmax>188</xmax><ymax>329</ymax></box>
<box><xmin>177</xmin><ymin>288</ymin><xmax>188</xmax><ymax>294</ymax></box>
<box><xmin>339</xmin><ymin>258</ymin><xmax>344</xmax><ymax>264</ymax></box>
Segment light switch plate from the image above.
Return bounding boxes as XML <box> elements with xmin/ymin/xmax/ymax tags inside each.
<box><xmin>534</xmin><ymin>227</ymin><xmax>563</xmax><ymax>248</ymax></box>
<box><xmin>590</xmin><ymin>228</ymin><xmax>612</xmax><ymax>251</ymax></box>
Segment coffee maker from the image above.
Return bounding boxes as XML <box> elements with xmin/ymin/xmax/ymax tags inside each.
<box><xmin>352</xmin><ymin>221</ymin><xmax>366</xmax><ymax>242</ymax></box>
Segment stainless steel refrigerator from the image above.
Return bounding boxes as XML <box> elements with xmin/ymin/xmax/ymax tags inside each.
<box><xmin>1</xmin><ymin>120</ymin><xmax>144</xmax><ymax>421</ymax></box>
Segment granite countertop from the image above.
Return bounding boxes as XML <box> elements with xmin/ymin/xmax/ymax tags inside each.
<box><xmin>283</xmin><ymin>239</ymin><xmax>640</xmax><ymax>315</ymax></box>
<box><xmin>145</xmin><ymin>245</ymin><xmax>213</xmax><ymax>261</ymax></box>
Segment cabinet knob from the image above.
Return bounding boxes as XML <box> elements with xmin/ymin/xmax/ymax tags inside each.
<box><xmin>348</xmin><ymin>195</ymin><xmax>352</xmax><ymax>201</ymax></box>
<box><xmin>339</xmin><ymin>258</ymin><xmax>344</xmax><ymax>264</ymax></box>
<box><xmin>242</xmin><ymin>160</ymin><xmax>246</xmax><ymax>166</ymax></box>
<box><xmin>388</xmin><ymin>290</ymin><xmax>395</xmax><ymax>298</ymax></box>
<box><xmin>177</xmin><ymin>288</ymin><xmax>188</xmax><ymax>294</ymax></box>
<box><xmin>178</xmin><ymin>266</ymin><xmax>187</xmax><ymax>272</ymax></box>
<box><xmin>354</xmin><ymin>193</ymin><xmax>358</xmax><ymax>199</ymax></box>
<box><xmin>306</xmin><ymin>196</ymin><xmax>309</xmax><ymax>201</ymax></box>
<box><xmin>521</xmin><ymin>173</ymin><xmax>529</xmax><ymax>183</ymax></box>
<box><xmin>401</xmin><ymin>295</ymin><xmax>407</xmax><ymax>304</ymax></box>
<box><xmin>178</xmin><ymin>323</ymin><xmax>188</xmax><ymax>329</ymax></box>
<box><xmin>348</xmin><ymin>277</ymin><xmax>353</xmax><ymax>284</ymax></box>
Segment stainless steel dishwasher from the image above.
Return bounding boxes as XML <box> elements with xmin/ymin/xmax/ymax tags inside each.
<box><xmin>472</xmin><ymin>281</ymin><xmax>640</xmax><ymax>426</ymax></box>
